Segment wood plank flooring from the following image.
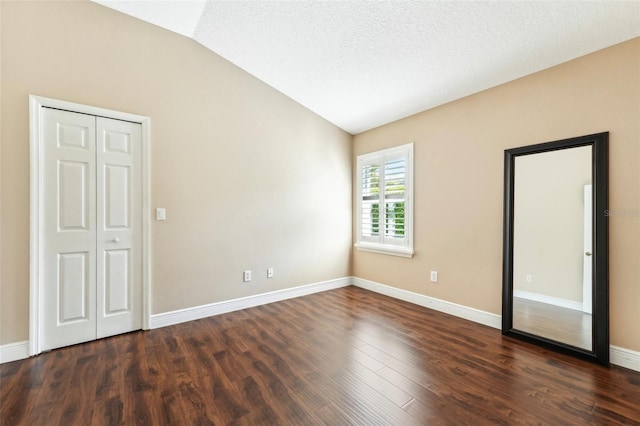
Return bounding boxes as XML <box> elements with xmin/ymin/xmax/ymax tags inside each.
<box><xmin>2</xmin><ymin>286</ymin><xmax>639</xmax><ymax>425</ymax></box>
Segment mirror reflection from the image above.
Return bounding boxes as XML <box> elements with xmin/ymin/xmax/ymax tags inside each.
<box><xmin>512</xmin><ymin>146</ymin><xmax>593</xmax><ymax>350</ymax></box>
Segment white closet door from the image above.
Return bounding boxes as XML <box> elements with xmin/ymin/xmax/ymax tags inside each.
<box><xmin>41</xmin><ymin>109</ymin><xmax>142</xmax><ymax>351</ymax></box>
<box><xmin>96</xmin><ymin>117</ymin><xmax>142</xmax><ymax>338</ymax></box>
<box><xmin>42</xmin><ymin>108</ymin><xmax>98</xmax><ymax>350</ymax></box>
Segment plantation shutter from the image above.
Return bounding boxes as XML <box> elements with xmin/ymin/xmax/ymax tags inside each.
<box><xmin>359</xmin><ymin>155</ymin><xmax>407</xmax><ymax>243</ymax></box>
<box><xmin>384</xmin><ymin>158</ymin><xmax>406</xmax><ymax>239</ymax></box>
<box><xmin>356</xmin><ymin>143</ymin><xmax>413</xmax><ymax>257</ymax></box>
<box><xmin>361</xmin><ymin>163</ymin><xmax>380</xmax><ymax>237</ymax></box>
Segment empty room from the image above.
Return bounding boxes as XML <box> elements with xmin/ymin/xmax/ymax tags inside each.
<box><xmin>1</xmin><ymin>0</ymin><xmax>639</xmax><ymax>424</ymax></box>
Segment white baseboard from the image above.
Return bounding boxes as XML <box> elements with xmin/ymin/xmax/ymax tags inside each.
<box><xmin>0</xmin><ymin>340</ymin><xmax>29</xmax><ymax>364</ymax></box>
<box><xmin>352</xmin><ymin>277</ymin><xmax>502</xmax><ymax>330</ymax></box>
<box><xmin>514</xmin><ymin>289</ymin><xmax>584</xmax><ymax>312</ymax></box>
<box><xmin>610</xmin><ymin>345</ymin><xmax>640</xmax><ymax>372</ymax></box>
<box><xmin>150</xmin><ymin>277</ymin><xmax>352</xmax><ymax>329</ymax></box>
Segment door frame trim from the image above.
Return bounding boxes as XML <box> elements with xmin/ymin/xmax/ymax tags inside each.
<box><xmin>29</xmin><ymin>95</ymin><xmax>151</xmax><ymax>356</ymax></box>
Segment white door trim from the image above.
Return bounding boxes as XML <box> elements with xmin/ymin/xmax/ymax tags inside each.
<box><xmin>29</xmin><ymin>95</ymin><xmax>151</xmax><ymax>356</ymax></box>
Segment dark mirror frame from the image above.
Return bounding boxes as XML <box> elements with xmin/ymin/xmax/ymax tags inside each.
<box><xmin>502</xmin><ymin>132</ymin><xmax>609</xmax><ymax>366</ymax></box>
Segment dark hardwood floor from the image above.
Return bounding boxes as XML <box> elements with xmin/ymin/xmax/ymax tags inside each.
<box><xmin>2</xmin><ymin>286</ymin><xmax>639</xmax><ymax>425</ymax></box>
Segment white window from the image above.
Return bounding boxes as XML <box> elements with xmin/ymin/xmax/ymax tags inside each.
<box><xmin>356</xmin><ymin>143</ymin><xmax>414</xmax><ymax>257</ymax></box>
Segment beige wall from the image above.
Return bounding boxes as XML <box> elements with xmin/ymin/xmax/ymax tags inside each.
<box><xmin>513</xmin><ymin>146</ymin><xmax>591</xmax><ymax>302</ymax></box>
<box><xmin>353</xmin><ymin>38</ymin><xmax>640</xmax><ymax>352</ymax></box>
<box><xmin>0</xmin><ymin>1</ymin><xmax>352</xmax><ymax>345</ymax></box>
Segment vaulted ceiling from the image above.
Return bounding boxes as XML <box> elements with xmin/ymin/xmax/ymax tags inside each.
<box><xmin>93</xmin><ymin>1</ymin><xmax>640</xmax><ymax>134</ymax></box>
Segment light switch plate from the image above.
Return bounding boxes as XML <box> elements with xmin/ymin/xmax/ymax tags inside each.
<box><xmin>156</xmin><ymin>208</ymin><xmax>166</xmax><ymax>221</ymax></box>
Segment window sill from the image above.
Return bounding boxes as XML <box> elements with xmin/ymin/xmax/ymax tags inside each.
<box><xmin>354</xmin><ymin>243</ymin><xmax>414</xmax><ymax>258</ymax></box>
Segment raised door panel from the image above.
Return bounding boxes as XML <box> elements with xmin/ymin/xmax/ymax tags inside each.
<box><xmin>57</xmin><ymin>122</ymin><xmax>90</xmax><ymax>150</ymax></box>
<box><xmin>104</xmin><ymin>164</ymin><xmax>130</xmax><ymax>229</ymax></box>
<box><xmin>58</xmin><ymin>252</ymin><xmax>90</xmax><ymax>322</ymax></box>
<box><xmin>104</xmin><ymin>249</ymin><xmax>130</xmax><ymax>314</ymax></box>
<box><xmin>58</xmin><ymin>160</ymin><xmax>90</xmax><ymax>231</ymax></box>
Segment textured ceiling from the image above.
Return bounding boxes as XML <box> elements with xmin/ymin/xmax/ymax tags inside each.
<box><xmin>93</xmin><ymin>1</ymin><xmax>640</xmax><ymax>134</ymax></box>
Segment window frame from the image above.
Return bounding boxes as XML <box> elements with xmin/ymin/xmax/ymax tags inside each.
<box><xmin>355</xmin><ymin>143</ymin><xmax>414</xmax><ymax>258</ymax></box>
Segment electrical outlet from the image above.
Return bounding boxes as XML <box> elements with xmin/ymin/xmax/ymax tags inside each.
<box><xmin>267</xmin><ymin>268</ymin><xmax>274</xmax><ymax>278</ymax></box>
<box><xmin>430</xmin><ymin>271</ymin><xmax>438</xmax><ymax>283</ymax></box>
<box><xmin>243</xmin><ymin>270</ymin><xmax>252</xmax><ymax>282</ymax></box>
<box><xmin>526</xmin><ymin>274</ymin><xmax>533</xmax><ymax>283</ymax></box>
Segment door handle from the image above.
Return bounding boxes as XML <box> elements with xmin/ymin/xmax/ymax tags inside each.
<box><xmin>585</xmin><ymin>252</ymin><xmax>592</xmax><ymax>256</ymax></box>
<box><xmin>112</xmin><ymin>238</ymin><xmax>120</xmax><ymax>243</ymax></box>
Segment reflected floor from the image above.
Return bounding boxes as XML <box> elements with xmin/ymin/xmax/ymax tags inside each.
<box><xmin>513</xmin><ymin>297</ymin><xmax>592</xmax><ymax>350</ymax></box>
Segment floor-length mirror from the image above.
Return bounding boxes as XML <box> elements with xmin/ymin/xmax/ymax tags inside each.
<box><xmin>502</xmin><ymin>133</ymin><xmax>609</xmax><ymax>365</ymax></box>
